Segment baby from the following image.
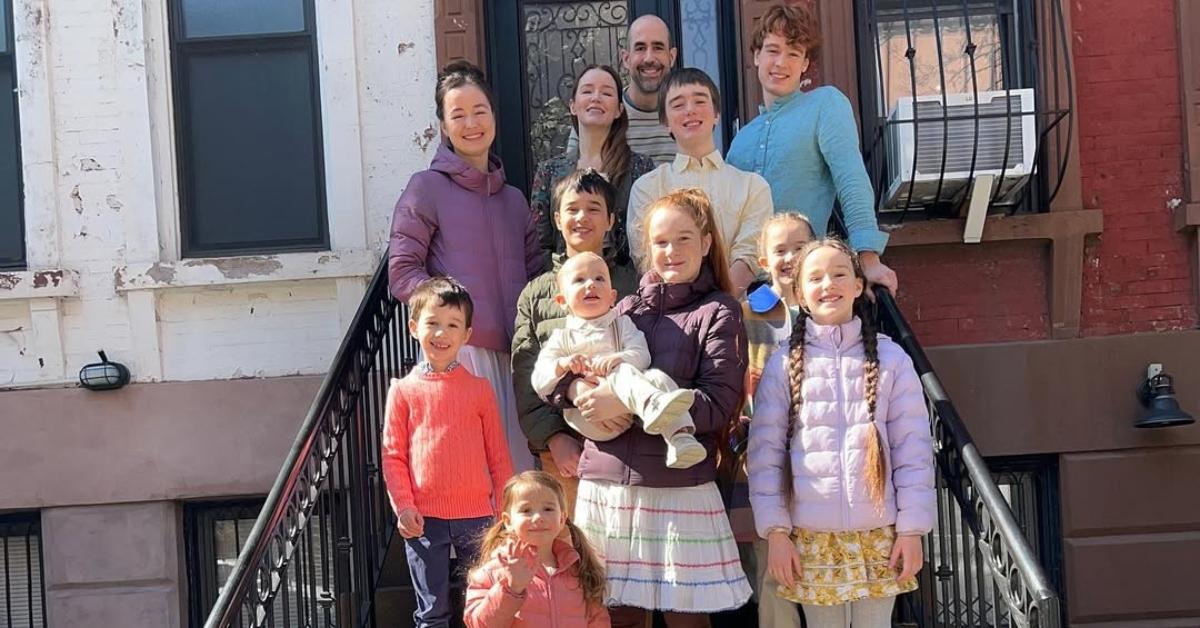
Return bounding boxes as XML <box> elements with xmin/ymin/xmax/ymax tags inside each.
<box><xmin>531</xmin><ymin>252</ymin><xmax>707</xmax><ymax>469</ymax></box>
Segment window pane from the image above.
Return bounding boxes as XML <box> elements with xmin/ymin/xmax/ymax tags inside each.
<box><xmin>0</xmin><ymin>62</ymin><xmax>23</xmax><ymax>268</ymax></box>
<box><xmin>181</xmin><ymin>48</ymin><xmax>324</xmax><ymax>254</ymax></box>
<box><xmin>876</xmin><ymin>8</ymin><xmax>1005</xmax><ymax>115</ymax></box>
<box><xmin>0</xmin><ymin>523</ymin><xmax>45</xmax><ymax>628</ymax></box>
<box><xmin>182</xmin><ymin>0</ymin><xmax>305</xmax><ymax>38</ymax></box>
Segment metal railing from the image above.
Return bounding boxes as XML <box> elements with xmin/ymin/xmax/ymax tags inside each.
<box><xmin>856</xmin><ymin>0</ymin><xmax>1074</xmax><ymax>220</ymax></box>
<box><xmin>0</xmin><ymin>513</ymin><xmax>45</xmax><ymax>628</ymax></box>
<box><xmin>874</xmin><ymin>287</ymin><xmax>1062</xmax><ymax>628</ymax></box>
<box><xmin>204</xmin><ymin>258</ymin><xmax>415</xmax><ymax>628</ymax></box>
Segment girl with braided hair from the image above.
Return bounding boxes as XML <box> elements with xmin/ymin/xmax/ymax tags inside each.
<box><xmin>746</xmin><ymin>238</ymin><xmax>934</xmax><ymax>626</ymax></box>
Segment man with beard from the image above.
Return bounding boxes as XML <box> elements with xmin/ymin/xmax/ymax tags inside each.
<box><xmin>568</xmin><ymin>15</ymin><xmax>678</xmax><ymax>165</ymax></box>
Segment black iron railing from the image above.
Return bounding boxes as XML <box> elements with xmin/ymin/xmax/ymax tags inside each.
<box><xmin>856</xmin><ymin>0</ymin><xmax>1074</xmax><ymax>220</ymax></box>
<box><xmin>874</xmin><ymin>288</ymin><xmax>1062</xmax><ymax>628</ymax></box>
<box><xmin>204</xmin><ymin>258</ymin><xmax>415</xmax><ymax>628</ymax></box>
<box><xmin>0</xmin><ymin>513</ymin><xmax>45</xmax><ymax>628</ymax></box>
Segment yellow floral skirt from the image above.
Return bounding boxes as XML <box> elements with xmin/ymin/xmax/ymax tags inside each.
<box><xmin>777</xmin><ymin>526</ymin><xmax>918</xmax><ymax>606</ymax></box>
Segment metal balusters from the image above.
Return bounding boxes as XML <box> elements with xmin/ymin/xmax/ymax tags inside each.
<box><xmin>205</xmin><ymin>259</ymin><xmax>413</xmax><ymax>628</ymax></box>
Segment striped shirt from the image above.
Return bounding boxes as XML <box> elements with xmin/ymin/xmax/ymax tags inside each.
<box><xmin>567</xmin><ymin>92</ymin><xmax>677</xmax><ymax>166</ymax></box>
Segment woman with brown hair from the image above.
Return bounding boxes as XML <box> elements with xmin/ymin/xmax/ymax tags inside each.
<box><xmin>530</xmin><ymin>65</ymin><xmax>656</xmax><ymax>266</ymax></box>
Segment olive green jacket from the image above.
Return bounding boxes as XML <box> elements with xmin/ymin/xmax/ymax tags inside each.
<box><xmin>511</xmin><ymin>251</ymin><xmax>641</xmax><ymax>452</ymax></box>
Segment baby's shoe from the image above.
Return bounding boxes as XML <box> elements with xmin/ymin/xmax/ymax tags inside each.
<box><xmin>666</xmin><ymin>432</ymin><xmax>707</xmax><ymax>469</ymax></box>
<box><xmin>642</xmin><ymin>389</ymin><xmax>695</xmax><ymax>434</ymax></box>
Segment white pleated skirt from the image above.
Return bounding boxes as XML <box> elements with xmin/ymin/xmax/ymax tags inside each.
<box><xmin>574</xmin><ymin>479</ymin><xmax>752</xmax><ymax>613</ymax></box>
<box><xmin>456</xmin><ymin>344</ymin><xmax>536</xmax><ymax>473</ymax></box>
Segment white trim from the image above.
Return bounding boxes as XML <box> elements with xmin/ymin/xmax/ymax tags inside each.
<box><xmin>126</xmin><ymin>290</ymin><xmax>162</xmax><ymax>381</ymax></box>
<box><xmin>315</xmin><ymin>0</ymin><xmax>368</xmax><ymax>251</ymax></box>
<box><xmin>114</xmin><ymin>249</ymin><xmax>378</xmax><ymax>292</ymax></box>
<box><xmin>14</xmin><ymin>0</ymin><xmax>61</xmax><ymax>269</ymax></box>
<box><xmin>114</xmin><ymin>0</ymin><xmax>164</xmax><ymax>263</ymax></box>
<box><xmin>144</xmin><ymin>0</ymin><xmax>182</xmax><ymax>262</ymax></box>
<box><xmin>27</xmin><ymin>296</ymin><xmax>64</xmax><ymax>381</ymax></box>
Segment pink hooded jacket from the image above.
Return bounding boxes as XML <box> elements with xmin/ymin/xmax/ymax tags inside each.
<box><xmin>465</xmin><ymin>538</ymin><xmax>609</xmax><ymax>628</ymax></box>
<box><xmin>747</xmin><ymin>317</ymin><xmax>935</xmax><ymax>538</ymax></box>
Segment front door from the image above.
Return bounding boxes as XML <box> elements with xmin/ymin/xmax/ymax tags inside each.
<box><xmin>487</xmin><ymin>0</ymin><xmax>744</xmax><ymax>193</ymax></box>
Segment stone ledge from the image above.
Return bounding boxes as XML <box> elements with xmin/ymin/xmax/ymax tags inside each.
<box><xmin>0</xmin><ymin>269</ymin><xmax>80</xmax><ymax>300</ymax></box>
<box><xmin>114</xmin><ymin>249</ymin><xmax>378</xmax><ymax>292</ymax></box>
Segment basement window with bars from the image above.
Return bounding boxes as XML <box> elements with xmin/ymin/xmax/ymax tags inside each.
<box><xmin>0</xmin><ymin>514</ymin><xmax>46</xmax><ymax>628</ymax></box>
<box><xmin>167</xmin><ymin>0</ymin><xmax>328</xmax><ymax>258</ymax></box>
<box><xmin>0</xmin><ymin>0</ymin><xmax>24</xmax><ymax>271</ymax></box>
<box><xmin>855</xmin><ymin>0</ymin><xmax>1073</xmax><ymax>221</ymax></box>
<box><xmin>184</xmin><ymin>499</ymin><xmax>332</xmax><ymax>627</ymax></box>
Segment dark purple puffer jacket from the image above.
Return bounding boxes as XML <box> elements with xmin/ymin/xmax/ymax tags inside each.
<box><xmin>573</xmin><ymin>265</ymin><xmax>747</xmax><ymax>488</ymax></box>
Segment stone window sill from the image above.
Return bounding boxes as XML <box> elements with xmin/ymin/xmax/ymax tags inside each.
<box><xmin>0</xmin><ymin>269</ymin><xmax>80</xmax><ymax>300</ymax></box>
<box><xmin>883</xmin><ymin>209</ymin><xmax>1104</xmax><ymax>248</ymax></box>
<box><xmin>114</xmin><ymin>249</ymin><xmax>378</xmax><ymax>292</ymax></box>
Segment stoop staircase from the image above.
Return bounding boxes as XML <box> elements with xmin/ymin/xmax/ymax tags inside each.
<box><xmin>201</xmin><ymin>259</ymin><xmax>1062</xmax><ymax>628</ymax></box>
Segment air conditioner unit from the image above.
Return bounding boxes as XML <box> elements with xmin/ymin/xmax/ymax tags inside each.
<box><xmin>882</xmin><ymin>88</ymin><xmax>1037</xmax><ymax>212</ymax></box>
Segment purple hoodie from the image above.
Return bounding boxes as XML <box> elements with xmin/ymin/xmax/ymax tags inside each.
<box><xmin>388</xmin><ymin>143</ymin><xmax>544</xmax><ymax>352</ymax></box>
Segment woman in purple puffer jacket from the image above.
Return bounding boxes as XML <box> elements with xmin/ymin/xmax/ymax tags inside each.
<box><xmin>388</xmin><ymin>61</ymin><xmax>543</xmax><ymax>472</ymax></box>
<box><xmin>553</xmin><ymin>188</ymin><xmax>751</xmax><ymax>627</ymax></box>
<box><xmin>748</xmin><ymin>238</ymin><xmax>934</xmax><ymax>627</ymax></box>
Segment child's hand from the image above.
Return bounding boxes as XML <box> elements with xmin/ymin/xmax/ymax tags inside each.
<box><xmin>889</xmin><ymin>534</ymin><xmax>924</xmax><ymax>580</ymax></box>
<box><xmin>590</xmin><ymin>354</ymin><xmax>624</xmax><ymax>376</ymax></box>
<box><xmin>557</xmin><ymin>353</ymin><xmax>591</xmax><ymax>376</ymax></box>
<box><xmin>397</xmin><ymin>508</ymin><xmax>424</xmax><ymax>539</ymax></box>
<box><xmin>546</xmin><ymin>433</ymin><xmax>583</xmax><ymax>477</ymax></box>
<box><xmin>766</xmin><ymin>530</ymin><xmax>803</xmax><ymax>589</ymax></box>
<box><xmin>500</xmin><ymin>541</ymin><xmax>538</xmax><ymax>593</ymax></box>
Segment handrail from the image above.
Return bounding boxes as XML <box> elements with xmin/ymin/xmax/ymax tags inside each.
<box><xmin>874</xmin><ymin>286</ymin><xmax>1061</xmax><ymax>628</ymax></box>
<box><xmin>205</xmin><ymin>256</ymin><xmax>413</xmax><ymax>628</ymax></box>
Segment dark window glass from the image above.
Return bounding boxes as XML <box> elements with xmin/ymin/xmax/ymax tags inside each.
<box><xmin>170</xmin><ymin>0</ymin><xmax>326</xmax><ymax>257</ymax></box>
<box><xmin>0</xmin><ymin>0</ymin><xmax>24</xmax><ymax>271</ymax></box>
<box><xmin>181</xmin><ymin>0</ymin><xmax>305</xmax><ymax>38</ymax></box>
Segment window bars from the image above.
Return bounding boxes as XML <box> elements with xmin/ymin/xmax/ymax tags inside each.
<box><xmin>0</xmin><ymin>514</ymin><xmax>45</xmax><ymax>628</ymax></box>
<box><xmin>856</xmin><ymin>0</ymin><xmax>1074</xmax><ymax>222</ymax></box>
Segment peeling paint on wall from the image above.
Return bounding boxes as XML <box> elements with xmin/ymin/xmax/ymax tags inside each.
<box><xmin>78</xmin><ymin>157</ymin><xmax>103</xmax><ymax>171</ymax></box>
<box><xmin>183</xmin><ymin>256</ymin><xmax>284</xmax><ymax>279</ymax></box>
<box><xmin>70</xmin><ymin>185</ymin><xmax>83</xmax><ymax>213</ymax></box>
<box><xmin>0</xmin><ymin>275</ymin><xmax>22</xmax><ymax>291</ymax></box>
<box><xmin>397</xmin><ymin>41</ymin><xmax>415</xmax><ymax>55</ymax></box>
<box><xmin>413</xmin><ymin>123</ymin><xmax>437</xmax><ymax>151</ymax></box>
<box><xmin>31</xmin><ymin>270</ymin><xmax>64</xmax><ymax>289</ymax></box>
<box><xmin>106</xmin><ymin>195</ymin><xmax>123</xmax><ymax>210</ymax></box>
<box><xmin>145</xmin><ymin>263</ymin><xmax>176</xmax><ymax>284</ymax></box>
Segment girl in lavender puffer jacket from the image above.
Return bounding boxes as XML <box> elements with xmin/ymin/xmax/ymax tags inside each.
<box><xmin>747</xmin><ymin>238</ymin><xmax>934</xmax><ymax>627</ymax></box>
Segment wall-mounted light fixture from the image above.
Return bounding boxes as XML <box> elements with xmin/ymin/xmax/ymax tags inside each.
<box><xmin>1136</xmin><ymin>363</ymin><xmax>1194</xmax><ymax>429</ymax></box>
<box><xmin>79</xmin><ymin>351</ymin><xmax>130</xmax><ymax>391</ymax></box>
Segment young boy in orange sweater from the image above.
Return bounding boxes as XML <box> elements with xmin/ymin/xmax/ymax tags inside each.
<box><xmin>381</xmin><ymin>276</ymin><xmax>514</xmax><ymax>628</ymax></box>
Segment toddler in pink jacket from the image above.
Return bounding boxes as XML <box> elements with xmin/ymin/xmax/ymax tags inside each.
<box><xmin>465</xmin><ymin>471</ymin><xmax>609</xmax><ymax>628</ymax></box>
<box><xmin>747</xmin><ymin>238</ymin><xmax>934</xmax><ymax>628</ymax></box>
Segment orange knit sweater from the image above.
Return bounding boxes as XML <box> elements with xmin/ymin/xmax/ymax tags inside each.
<box><xmin>381</xmin><ymin>366</ymin><xmax>514</xmax><ymax>520</ymax></box>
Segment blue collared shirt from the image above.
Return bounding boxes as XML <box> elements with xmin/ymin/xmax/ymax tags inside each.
<box><xmin>727</xmin><ymin>86</ymin><xmax>888</xmax><ymax>253</ymax></box>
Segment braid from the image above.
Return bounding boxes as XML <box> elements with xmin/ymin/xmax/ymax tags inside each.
<box><xmin>785</xmin><ymin>311</ymin><xmax>808</xmax><ymax>447</ymax></box>
<box><xmin>858</xmin><ymin>302</ymin><xmax>887</xmax><ymax>512</ymax></box>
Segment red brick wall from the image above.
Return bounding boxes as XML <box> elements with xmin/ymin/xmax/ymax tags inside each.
<box><xmin>892</xmin><ymin>0</ymin><xmax>1198</xmax><ymax>345</ymax></box>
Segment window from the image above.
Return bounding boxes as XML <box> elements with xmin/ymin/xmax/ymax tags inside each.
<box><xmin>0</xmin><ymin>0</ymin><xmax>24</xmax><ymax>270</ymax></box>
<box><xmin>168</xmin><ymin>0</ymin><xmax>328</xmax><ymax>257</ymax></box>
<box><xmin>0</xmin><ymin>513</ymin><xmax>46</xmax><ymax>628</ymax></box>
<box><xmin>184</xmin><ymin>499</ymin><xmax>331</xmax><ymax>626</ymax></box>
<box><xmin>856</xmin><ymin>0</ymin><xmax>1070</xmax><ymax>217</ymax></box>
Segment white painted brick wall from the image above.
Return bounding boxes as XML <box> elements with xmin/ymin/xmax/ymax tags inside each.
<box><xmin>0</xmin><ymin>0</ymin><xmax>439</xmax><ymax>386</ymax></box>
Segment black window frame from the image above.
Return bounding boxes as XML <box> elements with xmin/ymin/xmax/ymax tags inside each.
<box><xmin>0</xmin><ymin>0</ymin><xmax>25</xmax><ymax>271</ymax></box>
<box><xmin>166</xmin><ymin>0</ymin><xmax>329</xmax><ymax>258</ymax></box>
<box><xmin>183</xmin><ymin>498</ymin><xmax>265</xmax><ymax>627</ymax></box>
<box><xmin>0</xmin><ymin>511</ymin><xmax>47</xmax><ymax>628</ymax></box>
<box><xmin>853</xmin><ymin>0</ymin><xmax>1049</xmax><ymax>219</ymax></box>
